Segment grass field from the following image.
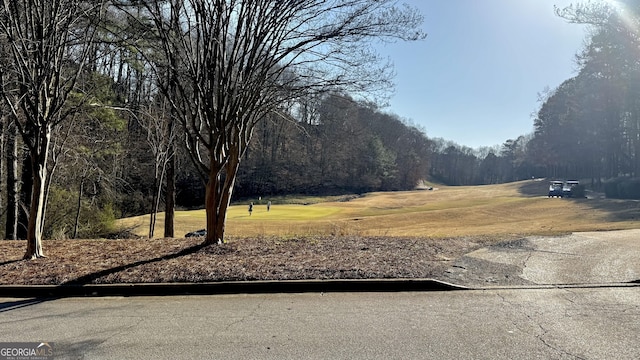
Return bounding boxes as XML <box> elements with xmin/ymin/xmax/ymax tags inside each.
<box><xmin>118</xmin><ymin>179</ymin><xmax>640</xmax><ymax>239</ymax></box>
<box><xmin>5</xmin><ymin>179</ymin><xmax>640</xmax><ymax>285</ymax></box>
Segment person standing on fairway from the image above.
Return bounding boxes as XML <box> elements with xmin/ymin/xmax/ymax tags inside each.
<box><xmin>248</xmin><ymin>202</ymin><xmax>254</xmax><ymax>216</ymax></box>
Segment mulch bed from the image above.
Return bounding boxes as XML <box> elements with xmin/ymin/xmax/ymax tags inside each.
<box><xmin>0</xmin><ymin>236</ymin><xmax>495</xmax><ymax>285</ymax></box>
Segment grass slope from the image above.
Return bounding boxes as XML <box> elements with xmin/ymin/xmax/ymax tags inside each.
<box><xmin>119</xmin><ymin>180</ymin><xmax>640</xmax><ymax>239</ymax></box>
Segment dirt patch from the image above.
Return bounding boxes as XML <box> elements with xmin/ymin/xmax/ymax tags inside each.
<box><xmin>0</xmin><ymin>236</ymin><xmax>500</xmax><ymax>285</ymax></box>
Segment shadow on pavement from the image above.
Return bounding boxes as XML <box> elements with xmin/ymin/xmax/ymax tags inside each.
<box><xmin>0</xmin><ymin>298</ymin><xmax>55</xmax><ymax>313</ymax></box>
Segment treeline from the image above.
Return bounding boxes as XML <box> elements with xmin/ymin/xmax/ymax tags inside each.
<box><xmin>528</xmin><ymin>2</ymin><xmax>640</xmax><ymax>184</ymax></box>
<box><xmin>424</xmin><ymin>1</ymin><xmax>640</xmax><ymax>189</ymax></box>
<box><xmin>235</xmin><ymin>95</ymin><xmax>431</xmax><ymax>197</ymax></box>
<box><xmin>428</xmin><ymin>135</ymin><xmax>537</xmax><ymax>186</ymax></box>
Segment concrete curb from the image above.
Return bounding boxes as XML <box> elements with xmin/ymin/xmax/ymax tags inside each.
<box><xmin>0</xmin><ymin>279</ymin><xmax>468</xmax><ymax>298</ymax></box>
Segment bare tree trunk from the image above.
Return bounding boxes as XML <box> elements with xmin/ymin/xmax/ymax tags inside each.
<box><xmin>204</xmin><ymin>162</ymin><xmax>224</xmax><ymax>245</ymax></box>
<box><xmin>0</xmin><ymin>117</ymin><xmax>4</xmax><ymax>230</ymax></box>
<box><xmin>17</xmin><ymin>152</ymin><xmax>31</xmax><ymax>240</ymax></box>
<box><xmin>24</xmin><ymin>128</ymin><xmax>50</xmax><ymax>259</ymax></box>
<box><xmin>204</xmin><ymin>154</ymin><xmax>240</xmax><ymax>245</ymax></box>
<box><xmin>73</xmin><ymin>178</ymin><xmax>84</xmax><ymax>239</ymax></box>
<box><xmin>25</xmin><ymin>170</ymin><xmax>45</xmax><ymax>258</ymax></box>
<box><xmin>164</xmin><ymin>148</ymin><xmax>175</xmax><ymax>238</ymax></box>
<box><xmin>149</xmin><ymin>154</ymin><xmax>168</xmax><ymax>238</ymax></box>
<box><xmin>5</xmin><ymin>120</ymin><xmax>18</xmax><ymax>240</ymax></box>
<box><xmin>163</xmin><ymin>60</ymin><xmax>178</xmax><ymax>239</ymax></box>
<box><xmin>148</xmin><ymin>177</ymin><xmax>159</xmax><ymax>238</ymax></box>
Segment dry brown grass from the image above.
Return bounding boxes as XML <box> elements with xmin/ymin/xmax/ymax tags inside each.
<box><xmin>2</xmin><ymin>180</ymin><xmax>640</xmax><ymax>285</ymax></box>
<box><xmin>121</xmin><ymin>180</ymin><xmax>640</xmax><ymax>239</ymax></box>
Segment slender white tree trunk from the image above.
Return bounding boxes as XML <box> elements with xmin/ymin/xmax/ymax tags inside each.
<box><xmin>24</xmin><ymin>126</ymin><xmax>50</xmax><ymax>259</ymax></box>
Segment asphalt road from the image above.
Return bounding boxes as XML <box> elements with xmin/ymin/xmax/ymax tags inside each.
<box><xmin>443</xmin><ymin>229</ymin><xmax>640</xmax><ymax>287</ymax></box>
<box><xmin>2</xmin><ymin>229</ymin><xmax>639</xmax><ymax>359</ymax></box>
<box><xmin>1</xmin><ymin>287</ymin><xmax>640</xmax><ymax>359</ymax></box>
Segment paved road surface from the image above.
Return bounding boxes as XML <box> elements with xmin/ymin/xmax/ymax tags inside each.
<box><xmin>2</xmin><ymin>229</ymin><xmax>639</xmax><ymax>359</ymax></box>
<box><xmin>443</xmin><ymin>229</ymin><xmax>640</xmax><ymax>287</ymax></box>
<box><xmin>2</xmin><ymin>287</ymin><xmax>640</xmax><ymax>359</ymax></box>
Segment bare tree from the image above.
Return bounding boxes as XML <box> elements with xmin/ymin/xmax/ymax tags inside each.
<box><xmin>5</xmin><ymin>116</ymin><xmax>20</xmax><ymax>240</ymax></box>
<box><xmin>164</xmin><ymin>137</ymin><xmax>176</xmax><ymax>238</ymax></box>
<box><xmin>0</xmin><ymin>0</ymin><xmax>106</xmax><ymax>258</ymax></box>
<box><xmin>122</xmin><ymin>0</ymin><xmax>425</xmax><ymax>244</ymax></box>
<box><xmin>135</xmin><ymin>100</ymin><xmax>176</xmax><ymax>238</ymax></box>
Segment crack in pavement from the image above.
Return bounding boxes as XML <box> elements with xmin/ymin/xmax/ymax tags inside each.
<box><xmin>213</xmin><ymin>297</ymin><xmax>269</xmax><ymax>338</ymax></box>
<box><xmin>495</xmin><ymin>291</ymin><xmax>587</xmax><ymax>360</ymax></box>
<box><xmin>520</xmin><ymin>250</ymin><xmax>533</xmax><ymax>270</ymax></box>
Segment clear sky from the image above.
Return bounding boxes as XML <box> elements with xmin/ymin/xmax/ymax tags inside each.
<box><xmin>377</xmin><ymin>0</ymin><xmax>590</xmax><ymax>149</ymax></box>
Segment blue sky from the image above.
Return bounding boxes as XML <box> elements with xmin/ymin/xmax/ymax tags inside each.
<box><xmin>377</xmin><ymin>0</ymin><xmax>590</xmax><ymax>149</ymax></box>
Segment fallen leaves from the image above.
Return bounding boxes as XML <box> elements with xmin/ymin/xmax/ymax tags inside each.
<box><xmin>0</xmin><ymin>235</ymin><xmax>494</xmax><ymax>285</ymax></box>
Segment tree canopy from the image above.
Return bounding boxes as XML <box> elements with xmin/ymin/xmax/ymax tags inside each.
<box><xmin>119</xmin><ymin>0</ymin><xmax>426</xmax><ymax>244</ymax></box>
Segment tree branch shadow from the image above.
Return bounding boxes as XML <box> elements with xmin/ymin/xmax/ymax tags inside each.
<box><xmin>0</xmin><ymin>298</ymin><xmax>54</xmax><ymax>313</ymax></box>
<box><xmin>516</xmin><ymin>179</ymin><xmax>549</xmax><ymax>197</ymax></box>
<box><xmin>65</xmin><ymin>243</ymin><xmax>209</xmax><ymax>285</ymax></box>
<box><xmin>0</xmin><ymin>259</ymin><xmax>23</xmax><ymax>266</ymax></box>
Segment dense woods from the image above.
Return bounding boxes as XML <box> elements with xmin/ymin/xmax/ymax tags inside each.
<box><xmin>236</xmin><ymin>94</ymin><xmax>431</xmax><ymax>197</ymax></box>
<box><xmin>1</xmin><ymin>0</ymin><xmax>639</xmax><ymax>245</ymax></box>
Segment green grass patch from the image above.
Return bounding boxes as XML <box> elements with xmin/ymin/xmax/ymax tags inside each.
<box><xmin>236</xmin><ymin>194</ymin><xmax>361</xmax><ymax>206</ymax></box>
<box><xmin>227</xmin><ymin>203</ymin><xmax>343</xmax><ymax>220</ymax></box>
